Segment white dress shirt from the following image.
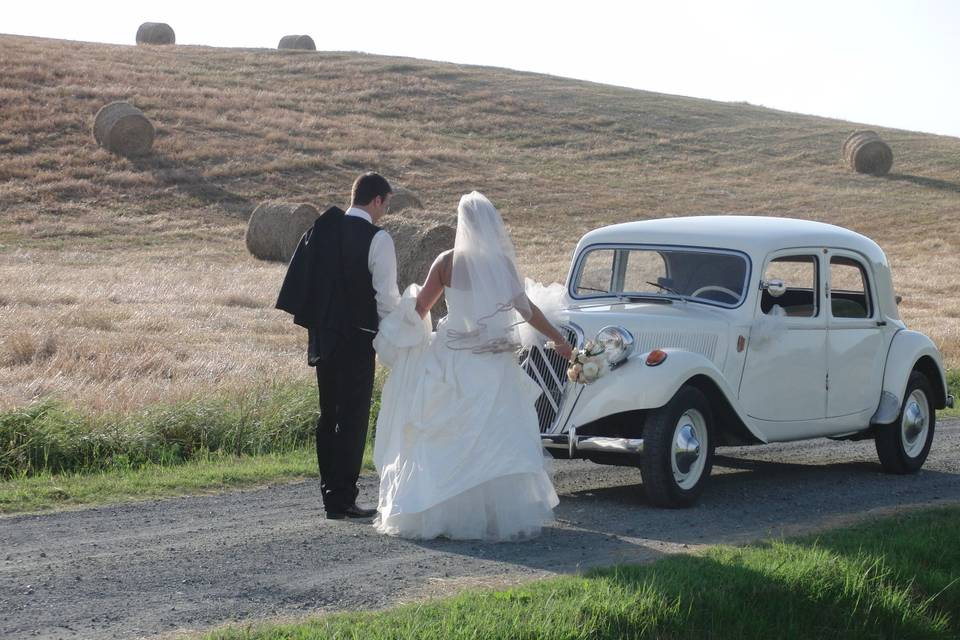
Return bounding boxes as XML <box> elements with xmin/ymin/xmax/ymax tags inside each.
<box><xmin>345</xmin><ymin>207</ymin><xmax>401</xmax><ymax>320</ymax></box>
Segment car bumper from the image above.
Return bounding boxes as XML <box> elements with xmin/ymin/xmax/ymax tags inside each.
<box><xmin>948</xmin><ymin>394</ymin><xmax>955</xmax><ymax>409</ymax></box>
<box><xmin>541</xmin><ymin>426</ymin><xmax>645</xmax><ymax>457</ymax></box>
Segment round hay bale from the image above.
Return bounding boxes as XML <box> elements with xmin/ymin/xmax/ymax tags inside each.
<box><xmin>381</xmin><ymin>211</ymin><xmax>456</xmax><ymax>322</ymax></box>
<box><xmin>278</xmin><ymin>35</ymin><xmax>316</xmax><ymax>50</ymax></box>
<box><xmin>92</xmin><ymin>101</ymin><xmax>155</xmax><ymax>157</ymax></box>
<box><xmin>246</xmin><ymin>202</ymin><xmax>320</xmax><ymax>262</ymax></box>
<box><xmin>387</xmin><ymin>188</ymin><xmax>423</xmax><ymax>214</ymax></box>
<box><xmin>136</xmin><ymin>22</ymin><xmax>175</xmax><ymax>45</ymax></box>
<box><xmin>842</xmin><ymin>130</ymin><xmax>875</xmax><ymax>160</ymax></box>
<box><xmin>843</xmin><ymin>130</ymin><xmax>893</xmax><ymax>176</ymax></box>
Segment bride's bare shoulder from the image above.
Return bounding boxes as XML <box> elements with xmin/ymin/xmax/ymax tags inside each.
<box><xmin>434</xmin><ymin>250</ymin><xmax>454</xmax><ymax>286</ymax></box>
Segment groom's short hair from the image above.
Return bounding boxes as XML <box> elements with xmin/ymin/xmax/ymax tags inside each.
<box><xmin>351</xmin><ymin>172</ymin><xmax>392</xmax><ymax>206</ymax></box>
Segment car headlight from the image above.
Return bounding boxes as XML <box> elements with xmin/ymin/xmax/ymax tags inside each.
<box><xmin>595</xmin><ymin>326</ymin><xmax>634</xmax><ymax>367</ymax></box>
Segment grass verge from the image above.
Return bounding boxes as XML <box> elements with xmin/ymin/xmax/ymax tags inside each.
<box><xmin>0</xmin><ymin>446</ymin><xmax>376</xmax><ymax>516</ymax></box>
<box><xmin>0</xmin><ymin>372</ymin><xmax>385</xmax><ymax>514</ymax></box>
<box><xmin>0</xmin><ymin>379</ymin><xmax>319</xmax><ymax>478</ymax></box>
<box><xmin>944</xmin><ymin>368</ymin><xmax>960</xmax><ymax>418</ymax></box>
<box><xmin>205</xmin><ymin>506</ymin><xmax>960</xmax><ymax>640</ymax></box>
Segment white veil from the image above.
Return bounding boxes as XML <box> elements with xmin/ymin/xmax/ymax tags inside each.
<box><xmin>444</xmin><ymin>192</ymin><xmax>531</xmax><ymax>354</ymax></box>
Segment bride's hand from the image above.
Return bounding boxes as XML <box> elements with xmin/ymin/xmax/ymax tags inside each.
<box><xmin>553</xmin><ymin>339</ymin><xmax>574</xmax><ymax>361</ymax></box>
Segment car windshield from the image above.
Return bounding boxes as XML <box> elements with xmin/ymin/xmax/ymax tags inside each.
<box><xmin>572</xmin><ymin>245</ymin><xmax>749</xmax><ymax>307</ymax></box>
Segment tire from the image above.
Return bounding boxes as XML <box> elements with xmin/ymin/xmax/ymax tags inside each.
<box><xmin>875</xmin><ymin>371</ymin><xmax>936</xmax><ymax>474</ymax></box>
<box><xmin>640</xmin><ymin>385</ymin><xmax>715</xmax><ymax>508</ymax></box>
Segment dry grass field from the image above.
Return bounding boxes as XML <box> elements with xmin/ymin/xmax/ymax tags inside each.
<box><xmin>2</xmin><ymin>33</ymin><xmax>959</xmax><ymax>414</ymax></box>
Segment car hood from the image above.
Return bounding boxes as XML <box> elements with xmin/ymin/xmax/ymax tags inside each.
<box><xmin>557</xmin><ymin>300</ymin><xmax>734</xmax><ymax>368</ymax></box>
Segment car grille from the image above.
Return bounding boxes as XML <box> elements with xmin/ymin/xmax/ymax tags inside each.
<box><xmin>519</xmin><ymin>326</ymin><xmax>578</xmax><ymax>433</ymax></box>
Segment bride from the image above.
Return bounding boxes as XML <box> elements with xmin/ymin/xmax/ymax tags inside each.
<box><xmin>372</xmin><ymin>191</ymin><xmax>574</xmax><ymax>541</ymax></box>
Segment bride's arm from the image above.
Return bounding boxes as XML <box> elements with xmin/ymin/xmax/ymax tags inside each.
<box><xmin>520</xmin><ymin>298</ymin><xmax>574</xmax><ymax>360</ymax></box>
<box><xmin>415</xmin><ymin>251</ymin><xmax>450</xmax><ymax>319</ymax></box>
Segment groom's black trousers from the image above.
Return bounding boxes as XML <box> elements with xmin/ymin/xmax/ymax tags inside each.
<box><xmin>314</xmin><ymin>330</ymin><xmax>376</xmax><ymax>513</ymax></box>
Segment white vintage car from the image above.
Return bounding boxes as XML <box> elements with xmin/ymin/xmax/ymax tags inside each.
<box><xmin>523</xmin><ymin>216</ymin><xmax>954</xmax><ymax>508</ymax></box>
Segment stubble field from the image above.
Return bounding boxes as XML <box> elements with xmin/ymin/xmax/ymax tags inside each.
<box><xmin>2</xmin><ymin>33</ymin><xmax>959</xmax><ymax>418</ymax></box>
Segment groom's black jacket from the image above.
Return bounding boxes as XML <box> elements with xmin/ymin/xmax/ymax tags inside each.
<box><xmin>275</xmin><ymin>206</ymin><xmax>381</xmax><ymax>364</ymax></box>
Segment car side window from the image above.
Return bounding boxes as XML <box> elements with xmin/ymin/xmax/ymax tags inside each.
<box><xmin>761</xmin><ymin>255</ymin><xmax>819</xmax><ymax>317</ymax></box>
<box><xmin>830</xmin><ymin>256</ymin><xmax>871</xmax><ymax>318</ymax></box>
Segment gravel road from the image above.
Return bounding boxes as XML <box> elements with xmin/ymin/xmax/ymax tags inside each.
<box><xmin>2</xmin><ymin>419</ymin><xmax>959</xmax><ymax>639</ymax></box>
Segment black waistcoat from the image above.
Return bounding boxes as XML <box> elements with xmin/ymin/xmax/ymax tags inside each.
<box><xmin>339</xmin><ymin>216</ymin><xmax>381</xmax><ymax>334</ymax></box>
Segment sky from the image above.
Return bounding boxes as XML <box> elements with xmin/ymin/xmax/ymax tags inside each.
<box><xmin>5</xmin><ymin>0</ymin><xmax>959</xmax><ymax>138</ymax></box>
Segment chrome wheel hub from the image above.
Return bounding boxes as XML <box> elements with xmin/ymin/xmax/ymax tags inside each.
<box><xmin>901</xmin><ymin>389</ymin><xmax>929</xmax><ymax>458</ymax></box>
<box><xmin>672</xmin><ymin>409</ymin><xmax>707</xmax><ymax>490</ymax></box>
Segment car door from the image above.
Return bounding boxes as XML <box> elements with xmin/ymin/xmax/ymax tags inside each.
<box><xmin>739</xmin><ymin>250</ymin><xmax>827</xmax><ymax>421</ymax></box>
<box><xmin>825</xmin><ymin>250</ymin><xmax>887</xmax><ymax>418</ymax></box>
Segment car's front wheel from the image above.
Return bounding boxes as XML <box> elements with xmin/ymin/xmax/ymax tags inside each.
<box><xmin>875</xmin><ymin>371</ymin><xmax>936</xmax><ymax>474</ymax></box>
<box><xmin>640</xmin><ymin>385</ymin><xmax>714</xmax><ymax>508</ymax></box>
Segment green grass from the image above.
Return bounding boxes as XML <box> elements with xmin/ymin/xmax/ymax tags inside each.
<box><xmin>0</xmin><ymin>379</ymin><xmax>319</xmax><ymax>478</ymax></box>
<box><xmin>0</xmin><ymin>444</ymin><xmax>377</xmax><ymax>515</ymax></box>
<box><xmin>944</xmin><ymin>368</ymin><xmax>960</xmax><ymax>418</ymax></box>
<box><xmin>0</xmin><ymin>372</ymin><xmax>384</xmax><ymax>514</ymax></box>
<box><xmin>206</xmin><ymin>506</ymin><xmax>960</xmax><ymax>640</ymax></box>
<box><xmin>0</xmin><ymin>447</ymin><xmax>316</xmax><ymax>514</ymax></box>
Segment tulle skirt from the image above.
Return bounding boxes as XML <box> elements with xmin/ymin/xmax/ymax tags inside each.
<box><xmin>372</xmin><ymin>287</ymin><xmax>558</xmax><ymax>541</ymax></box>
<box><xmin>375</xmin><ymin>471</ymin><xmax>557</xmax><ymax>541</ymax></box>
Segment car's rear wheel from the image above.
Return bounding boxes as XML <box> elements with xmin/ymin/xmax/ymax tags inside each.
<box><xmin>640</xmin><ymin>385</ymin><xmax>714</xmax><ymax>507</ymax></box>
<box><xmin>875</xmin><ymin>371</ymin><xmax>935</xmax><ymax>474</ymax></box>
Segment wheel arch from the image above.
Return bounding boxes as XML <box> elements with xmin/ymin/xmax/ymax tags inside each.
<box><xmin>913</xmin><ymin>355</ymin><xmax>948</xmax><ymax>409</ymax></box>
<box><xmin>876</xmin><ymin>331</ymin><xmax>949</xmax><ymax>422</ymax></box>
<box><xmin>685</xmin><ymin>374</ymin><xmax>764</xmax><ymax>446</ymax></box>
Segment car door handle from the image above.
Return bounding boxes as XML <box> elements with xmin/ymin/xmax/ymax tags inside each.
<box><xmin>876</xmin><ymin>320</ymin><xmax>887</xmax><ymax>326</ymax></box>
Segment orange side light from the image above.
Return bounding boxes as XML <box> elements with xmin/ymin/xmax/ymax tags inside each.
<box><xmin>646</xmin><ymin>349</ymin><xmax>668</xmax><ymax>366</ymax></box>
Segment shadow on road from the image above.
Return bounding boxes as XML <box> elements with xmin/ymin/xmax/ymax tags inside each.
<box><xmin>407</xmin><ymin>447</ymin><xmax>960</xmax><ymax>574</ymax></box>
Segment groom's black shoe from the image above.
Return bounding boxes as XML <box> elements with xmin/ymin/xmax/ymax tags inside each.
<box><xmin>326</xmin><ymin>503</ymin><xmax>377</xmax><ymax>520</ymax></box>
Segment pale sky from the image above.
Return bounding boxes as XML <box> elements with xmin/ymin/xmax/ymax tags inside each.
<box><xmin>5</xmin><ymin>0</ymin><xmax>959</xmax><ymax>138</ymax></box>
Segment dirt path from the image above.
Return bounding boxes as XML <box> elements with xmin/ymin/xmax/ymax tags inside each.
<box><xmin>2</xmin><ymin>419</ymin><xmax>960</xmax><ymax>639</ymax></box>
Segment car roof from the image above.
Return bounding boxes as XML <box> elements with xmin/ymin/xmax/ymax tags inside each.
<box><xmin>579</xmin><ymin>215</ymin><xmax>887</xmax><ymax>264</ymax></box>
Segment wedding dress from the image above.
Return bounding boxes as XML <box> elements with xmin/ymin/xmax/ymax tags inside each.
<box><xmin>372</xmin><ymin>192</ymin><xmax>559</xmax><ymax>541</ymax></box>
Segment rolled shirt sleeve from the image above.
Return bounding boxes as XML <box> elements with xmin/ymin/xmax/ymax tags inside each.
<box><xmin>369</xmin><ymin>230</ymin><xmax>401</xmax><ymax>320</ymax></box>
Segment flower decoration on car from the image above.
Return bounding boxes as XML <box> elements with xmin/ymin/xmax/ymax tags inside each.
<box><xmin>566</xmin><ymin>339</ymin><xmax>608</xmax><ymax>384</ymax></box>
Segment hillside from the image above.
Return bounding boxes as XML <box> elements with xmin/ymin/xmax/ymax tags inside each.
<box><xmin>1</xmin><ymin>33</ymin><xmax>959</xmax><ymax>411</ymax></box>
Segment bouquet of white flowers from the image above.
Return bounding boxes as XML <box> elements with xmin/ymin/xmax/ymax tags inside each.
<box><xmin>565</xmin><ymin>339</ymin><xmax>607</xmax><ymax>384</ymax></box>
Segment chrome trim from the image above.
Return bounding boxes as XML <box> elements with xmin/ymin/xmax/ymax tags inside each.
<box><xmin>596</xmin><ymin>325</ymin><xmax>635</xmax><ymax>366</ymax></box>
<box><xmin>760</xmin><ymin>278</ymin><xmax>786</xmax><ymax>298</ymax></box>
<box><xmin>870</xmin><ymin>391</ymin><xmax>900</xmax><ymax>425</ymax></box>
<box><xmin>901</xmin><ymin>388</ymin><xmax>930</xmax><ymax>459</ymax></box>
<box><xmin>541</xmin><ymin>432</ymin><xmax>646</xmax><ymax>456</ymax></box>
<box><xmin>673</xmin><ymin>424</ymin><xmax>702</xmax><ymax>474</ymax></box>
<box><xmin>671</xmin><ymin>408</ymin><xmax>708</xmax><ymax>490</ymax></box>
<box><xmin>520</xmin><ymin>324</ymin><xmax>581</xmax><ymax>434</ymax></box>
<box><xmin>566</xmin><ymin>322</ymin><xmax>585</xmax><ymax>349</ymax></box>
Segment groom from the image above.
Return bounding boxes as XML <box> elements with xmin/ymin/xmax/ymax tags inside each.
<box><xmin>276</xmin><ymin>172</ymin><xmax>400</xmax><ymax>519</ymax></box>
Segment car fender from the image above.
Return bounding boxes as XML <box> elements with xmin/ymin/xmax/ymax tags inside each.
<box><xmin>565</xmin><ymin>348</ymin><xmax>766</xmax><ymax>441</ymax></box>
<box><xmin>872</xmin><ymin>330</ymin><xmax>950</xmax><ymax>424</ymax></box>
